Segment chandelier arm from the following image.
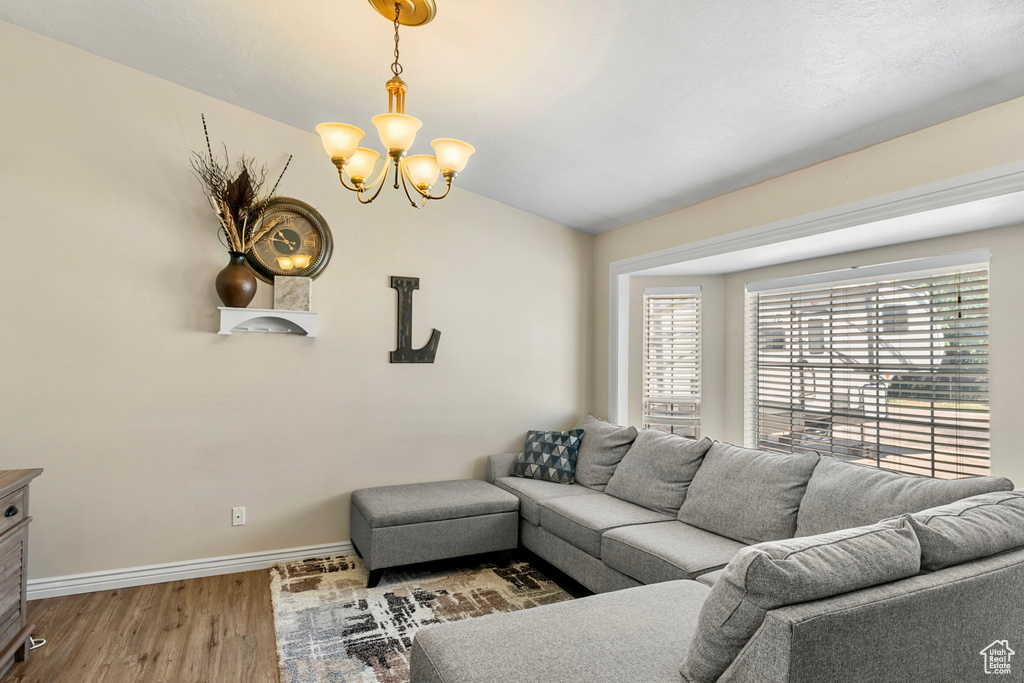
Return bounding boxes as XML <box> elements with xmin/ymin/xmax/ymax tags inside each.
<box><xmin>356</xmin><ymin>164</ymin><xmax>394</xmax><ymax>204</ymax></box>
<box><xmin>399</xmin><ymin>159</ymin><xmax>430</xmax><ymax>199</ymax></box>
<box><xmin>424</xmin><ymin>178</ymin><xmax>453</xmax><ymax>201</ymax></box>
<box><xmin>397</xmin><ymin>160</ymin><xmax>453</xmax><ymax>202</ymax></box>
<box><xmin>337</xmin><ymin>173</ymin><xmax>364</xmax><ymax>193</ymax></box>
<box><xmin>330</xmin><ymin>157</ymin><xmax>387</xmax><ymax>194</ymax></box>
<box><xmin>360</xmin><ymin>157</ymin><xmax>392</xmax><ymax>192</ymax></box>
<box><xmin>398</xmin><ymin>160</ymin><xmax>427</xmax><ymax>208</ymax></box>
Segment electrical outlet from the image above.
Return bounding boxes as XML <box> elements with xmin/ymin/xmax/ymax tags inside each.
<box><xmin>232</xmin><ymin>506</ymin><xmax>245</xmax><ymax>526</ymax></box>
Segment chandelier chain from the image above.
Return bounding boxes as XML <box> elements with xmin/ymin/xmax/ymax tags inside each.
<box><xmin>391</xmin><ymin>3</ymin><xmax>403</xmax><ymax>78</ymax></box>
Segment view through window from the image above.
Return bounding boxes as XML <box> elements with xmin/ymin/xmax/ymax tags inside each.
<box><xmin>642</xmin><ymin>287</ymin><xmax>701</xmax><ymax>438</ymax></box>
<box><xmin>746</xmin><ymin>256</ymin><xmax>989</xmax><ymax>478</ymax></box>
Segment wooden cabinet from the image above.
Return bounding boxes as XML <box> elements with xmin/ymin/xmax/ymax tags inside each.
<box><xmin>0</xmin><ymin>469</ymin><xmax>42</xmax><ymax>678</ymax></box>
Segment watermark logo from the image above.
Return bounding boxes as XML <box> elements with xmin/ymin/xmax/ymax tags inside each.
<box><xmin>980</xmin><ymin>640</ymin><xmax>1014</xmax><ymax>675</ymax></box>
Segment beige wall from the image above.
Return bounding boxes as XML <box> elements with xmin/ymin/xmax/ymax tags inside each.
<box><xmin>596</xmin><ymin>99</ymin><xmax>1024</xmax><ymax>485</ymax></box>
<box><xmin>0</xmin><ymin>23</ymin><xmax>593</xmax><ymax>579</ymax></box>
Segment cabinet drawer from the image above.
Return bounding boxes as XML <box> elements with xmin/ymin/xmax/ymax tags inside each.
<box><xmin>0</xmin><ymin>488</ymin><xmax>26</xmax><ymax>537</ymax></box>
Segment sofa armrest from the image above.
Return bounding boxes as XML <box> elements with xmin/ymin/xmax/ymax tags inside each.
<box><xmin>719</xmin><ymin>547</ymin><xmax>1024</xmax><ymax>683</ymax></box>
<box><xmin>485</xmin><ymin>453</ymin><xmax>519</xmax><ymax>484</ymax></box>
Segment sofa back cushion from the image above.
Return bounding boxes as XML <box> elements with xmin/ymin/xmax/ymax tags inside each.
<box><xmin>603</xmin><ymin>431</ymin><xmax>712</xmax><ymax>515</ymax></box>
<box><xmin>572</xmin><ymin>414</ymin><xmax>638</xmax><ymax>492</ymax></box>
<box><xmin>677</xmin><ymin>442</ymin><xmax>819</xmax><ymax>544</ymax></box>
<box><xmin>796</xmin><ymin>455</ymin><xmax>1015</xmax><ymax>537</ymax></box>
<box><xmin>907</xmin><ymin>490</ymin><xmax>1024</xmax><ymax>571</ymax></box>
<box><xmin>680</xmin><ymin>518</ymin><xmax>921</xmax><ymax>683</ymax></box>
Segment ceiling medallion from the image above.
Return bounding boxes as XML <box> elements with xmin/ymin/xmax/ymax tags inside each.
<box><xmin>316</xmin><ymin>0</ymin><xmax>474</xmax><ymax>208</ymax></box>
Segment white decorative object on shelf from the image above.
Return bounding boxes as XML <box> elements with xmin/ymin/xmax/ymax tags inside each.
<box><xmin>218</xmin><ymin>307</ymin><xmax>318</xmax><ymax>337</ymax></box>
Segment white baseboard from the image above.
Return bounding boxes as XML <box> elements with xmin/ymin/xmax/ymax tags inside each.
<box><xmin>27</xmin><ymin>541</ymin><xmax>354</xmax><ymax>600</ymax></box>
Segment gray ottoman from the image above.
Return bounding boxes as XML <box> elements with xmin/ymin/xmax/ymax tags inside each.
<box><xmin>350</xmin><ymin>479</ymin><xmax>520</xmax><ymax>587</ymax></box>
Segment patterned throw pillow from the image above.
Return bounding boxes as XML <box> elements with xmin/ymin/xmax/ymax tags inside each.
<box><xmin>513</xmin><ymin>429</ymin><xmax>585</xmax><ymax>484</ymax></box>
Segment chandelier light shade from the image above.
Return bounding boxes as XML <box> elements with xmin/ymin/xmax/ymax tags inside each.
<box><xmin>314</xmin><ymin>123</ymin><xmax>365</xmax><ymax>161</ymax></box>
<box><xmin>346</xmin><ymin>148</ymin><xmax>382</xmax><ymax>186</ymax></box>
<box><xmin>372</xmin><ymin>113</ymin><xmax>423</xmax><ymax>154</ymax></box>
<box><xmin>316</xmin><ymin>0</ymin><xmax>474</xmax><ymax>208</ymax></box>
<box><xmin>404</xmin><ymin>154</ymin><xmax>441</xmax><ymax>190</ymax></box>
<box><xmin>431</xmin><ymin>138</ymin><xmax>475</xmax><ymax>174</ymax></box>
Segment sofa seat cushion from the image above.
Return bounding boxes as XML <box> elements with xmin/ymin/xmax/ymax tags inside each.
<box><xmin>678</xmin><ymin>442</ymin><xmax>819</xmax><ymax>544</ymax></box>
<box><xmin>681</xmin><ymin>517</ymin><xmax>921</xmax><ymax>683</ymax></box>
<box><xmin>494</xmin><ymin>476</ymin><xmax>601</xmax><ymax>526</ymax></box>
<box><xmin>796</xmin><ymin>455</ymin><xmax>1015</xmax><ymax>537</ymax></box>
<box><xmin>604</xmin><ymin>431</ymin><xmax>713</xmax><ymax>515</ymax></box>
<box><xmin>572</xmin><ymin>414</ymin><xmax>638</xmax><ymax>491</ymax></box>
<box><xmin>410</xmin><ymin>580</ymin><xmax>711</xmax><ymax>683</ymax></box>
<box><xmin>520</xmin><ymin>520</ymin><xmax>642</xmax><ymax>594</ymax></box>
<box><xmin>539</xmin><ymin>494</ymin><xmax>674</xmax><ymax>558</ymax></box>
<box><xmin>694</xmin><ymin>568</ymin><xmax>724</xmax><ymax>588</ymax></box>
<box><xmin>602</xmin><ymin>521</ymin><xmax>747</xmax><ymax>584</ymax></box>
<box><xmin>907</xmin><ymin>490</ymin><xmax>1024</xmax><ymax>571</ymax></box>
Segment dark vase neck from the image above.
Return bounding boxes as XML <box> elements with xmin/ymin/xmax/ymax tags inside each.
<box><xmin>227</xmin><ymin>251</ymin><xmax>247</xmax><ymax>265</ymax></box>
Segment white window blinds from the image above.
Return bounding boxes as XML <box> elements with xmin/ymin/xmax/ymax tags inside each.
<box><xmin>643</xmin><ymin>288</ymin><xmax>701</xmax><ymax>437</ymax></box>
<box><xmin>746</xmin><ymin>257</ymin><xmax>989</xmax><ymax>479</ymax></box>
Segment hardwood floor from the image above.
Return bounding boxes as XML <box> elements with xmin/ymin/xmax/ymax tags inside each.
<box><xmin>6</xmin><ymin>571</ymin><xmax>279</xmax><ymax>683</ymax></box>
<box><xmin>4</xmin><ymin>550</ymin><xmax>582</xmax><ymax>682</ymax></box>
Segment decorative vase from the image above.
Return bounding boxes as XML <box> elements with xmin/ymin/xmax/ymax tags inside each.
<box><xmin>215</xmin><ymin>251</ymin><xmax>258</xmax><ymax>308</ymax></box>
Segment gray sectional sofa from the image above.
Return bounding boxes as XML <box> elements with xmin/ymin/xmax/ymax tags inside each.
<box><xmin>410</xmin><ymin>415</ymin><xmax>1024</xmax><ymax>683</ymax></box>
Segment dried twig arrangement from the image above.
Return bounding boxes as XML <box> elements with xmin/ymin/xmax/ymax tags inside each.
<box><xmin>190</xmin><ymin>114</ymin><xmax>293</xmax><ymax>253</ymax></box>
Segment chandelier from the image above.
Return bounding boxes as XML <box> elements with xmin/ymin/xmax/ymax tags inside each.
<box><xmin>315</xmin><ymin>0</ymin><xmax>474</xmax><ymax>208</ymax></box>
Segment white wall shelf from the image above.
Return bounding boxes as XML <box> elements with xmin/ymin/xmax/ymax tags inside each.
<box><xmin>218</xmin><ymin>307</ymin><xmax>318</xmax><ymax>337</ymax></box>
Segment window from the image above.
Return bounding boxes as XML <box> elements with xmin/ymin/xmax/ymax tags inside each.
<box><xmin>745</xmin><ymin>253</ymin><xmax>989</xmax><ymax>478</ymax></box>
<box><xmin>642</xmin><ymin>287</ymin><xmax>701</xmax><ymax>437</ymax></box>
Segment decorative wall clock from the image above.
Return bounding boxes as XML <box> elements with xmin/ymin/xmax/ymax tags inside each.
<box><xmin>246</xmin><ymin>198</ymin><xmax>333</xmax><ymax>282</ymax></box>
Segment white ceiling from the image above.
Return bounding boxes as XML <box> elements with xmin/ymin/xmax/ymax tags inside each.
<box><xmin>3</xmin><ymin>0</ymin><xmax>1024</xmax><ymax>234</ymax></box>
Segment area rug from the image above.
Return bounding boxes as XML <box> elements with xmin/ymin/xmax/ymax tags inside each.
<box><xmin>269</xmin><ymin>554</ymin><xmax>573</xmax><ymax>683</ymax></box>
